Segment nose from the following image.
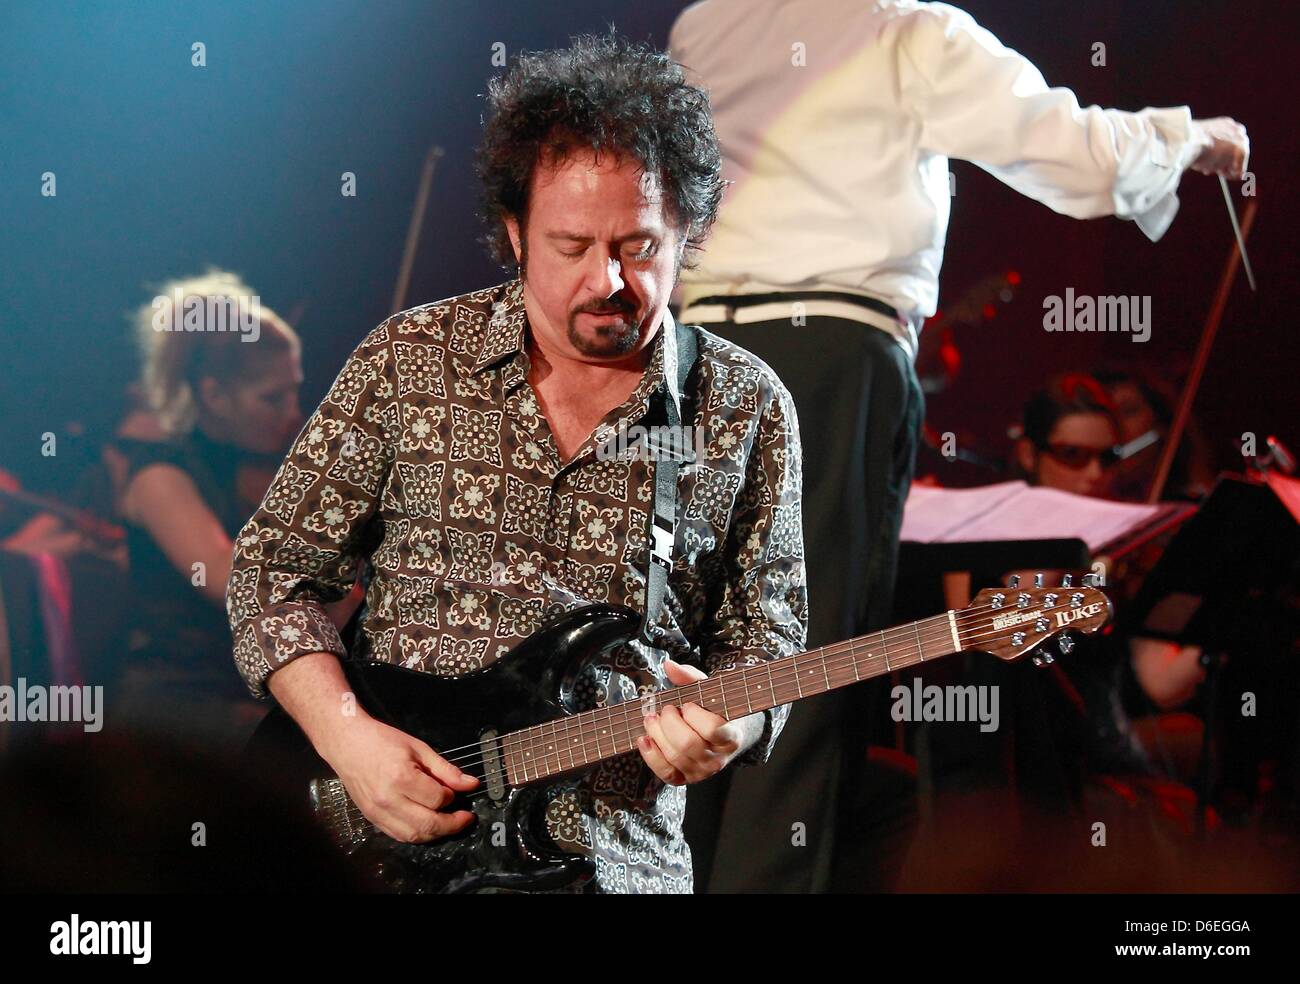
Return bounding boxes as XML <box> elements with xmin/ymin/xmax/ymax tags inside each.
<box><xmin>1081</xmin><ymin>458</ymin><xmax>1106</xmax><ymax>494</ymax></box>
<box><xmin>584</xmin><ymin>248</ymin><xmax>624</xmax><ymax>300</ymax></box>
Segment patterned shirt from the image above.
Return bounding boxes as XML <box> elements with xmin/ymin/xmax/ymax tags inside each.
<box><xmin>226</xmin><ymin>277</ymin><xmax>807</xmax><ymax>893</ymax></box>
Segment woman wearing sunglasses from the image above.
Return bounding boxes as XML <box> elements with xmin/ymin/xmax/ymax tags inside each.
<box><xmin>1015</xmin><ymin>372</ymin><xmax>1123</xmax><ymax>498</ymax></box>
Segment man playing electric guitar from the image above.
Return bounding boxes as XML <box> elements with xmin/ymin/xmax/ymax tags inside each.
<box><xmin>226</xmin><ymin>32</ymin><xmax>807</xmax><ymax>893</ymax></box>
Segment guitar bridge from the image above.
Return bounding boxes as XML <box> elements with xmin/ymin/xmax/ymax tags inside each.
<box><xmin>310</xmin><ymin>777</ymin><xmax>373</xmax><ymax>849</ymax></box>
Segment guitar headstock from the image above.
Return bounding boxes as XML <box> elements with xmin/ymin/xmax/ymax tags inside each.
<box><xmin>965</xmin><ymin>573</ymin><xmax>1111</xmax><ymax>666</ymax></box>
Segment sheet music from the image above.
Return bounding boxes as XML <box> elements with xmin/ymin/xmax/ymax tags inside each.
<box><xmin>898</xmin><ymin>481</ymin><xmax>1025</xmax><ymax>542</ymax></box>
<box><xmin>901</xmin><ymin>481</ymin><xmax>1171</xmax><ymax>552</ymax></box>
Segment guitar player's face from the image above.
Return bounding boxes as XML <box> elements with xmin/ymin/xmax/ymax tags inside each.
<box><xmin>504</xmin><ymin>148</ymin><xmax>685</xmax><ymax>364</ymax></box>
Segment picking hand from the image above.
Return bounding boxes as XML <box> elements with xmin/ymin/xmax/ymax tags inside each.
<box><xmin>324</xmin><ymin>716</ymin><xmax>480</xmax><ymax>843</ymax></box>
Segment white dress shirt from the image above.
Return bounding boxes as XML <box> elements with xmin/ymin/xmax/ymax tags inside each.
<box><xmin>668</xmin><ymin>0</ymin><xmax>1213</xmax><ymax>357</ymax></box>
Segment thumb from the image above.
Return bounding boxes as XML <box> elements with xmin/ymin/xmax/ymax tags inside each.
<box><xmin>663</xmin><ymin>657</ymin><xmax>708</xmax><ymax>686</ymax></box>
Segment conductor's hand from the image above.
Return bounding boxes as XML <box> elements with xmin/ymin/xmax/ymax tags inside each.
<box><xmin>637</xmin><ymin>658</ymin><xmax>764</xmax><ymax>786</ymax></box>
<box><xmin>322</xmin><ymin>715</ymin><xmax>479</xmax><ymax>843</ymax></box>
<box><xmin>1191</xmin><ymin>117</ymin><xmax>1250</xmax><ymax>178</ymax></box>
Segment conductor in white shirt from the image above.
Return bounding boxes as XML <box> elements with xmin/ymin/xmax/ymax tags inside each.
<box><xmin>668</xmin><ymin>0</ymin><xmax>1249</xmax><ymax>893</ymax></box>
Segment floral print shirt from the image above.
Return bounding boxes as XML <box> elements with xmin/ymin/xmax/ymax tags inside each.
<box><xmin>226</xmin><ymin>277</ymin><xmax>807</xmax><ymax>893</ymax></box>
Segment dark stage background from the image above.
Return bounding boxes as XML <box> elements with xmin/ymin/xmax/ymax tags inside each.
<box><xmin>1</xmin><ymin>0</ymin><xmax>1295</xmax><ymax>493</ymax></box>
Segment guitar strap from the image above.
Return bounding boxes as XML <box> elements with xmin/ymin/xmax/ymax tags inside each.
<box><xmin>638</xmin><ymin>319</ymin><xmax>699</xmax><ymax>647</ymax></box>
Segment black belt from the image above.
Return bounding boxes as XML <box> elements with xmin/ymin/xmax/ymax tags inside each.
<box><xmin>690</xmin><ymin>291</ymin><xmax>900</xmax><ymax>323</ymax></box>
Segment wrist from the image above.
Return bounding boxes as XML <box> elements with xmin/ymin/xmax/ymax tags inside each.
<box><xmin>1186</xmin><ymin>118</ymin><xmax>1216</xmax><ymax>167</ymax></box>
<box><xmin>310</xmin><ymin>698</ymin><xmax>378</xmax><ymax>768</ymax></box>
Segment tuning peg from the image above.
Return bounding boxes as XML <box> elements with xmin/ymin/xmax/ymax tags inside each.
<box><xmin>1034</xmin><ymin>572</ymin><xmax>1045</xmax><ymax>588</ymax></box>
<box><xmin>1043</xmin><ymin>593</ymin><xmax>1058</xmax><ymax>607</ymax></box>
<box><xmin>1039</xmin><ymin>651</ymin><xmax>1055</xmax><ymax>665</ymax></box>
<box><xmin>1034</xmin><ymin>617</ymin><xmax>1050</xmax><ymax>633</ymax></box>
<box><xmin>1061</xmin><ymin>574</ymin><xmax>1073</xmax><ymax>588</ymax></box>
<box><xmin>1008</xmin><ymin>574</ymin><xmax>1020</xmax><ymax>589</ymax></box>
<box><xmin>1057</xmin><ymin>634</ymin><xmax>1075</xmax><ymax>656</ymax></box>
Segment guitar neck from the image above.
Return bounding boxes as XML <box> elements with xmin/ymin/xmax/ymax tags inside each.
<box><xmin>503</xmin><ymin>609</ymin><xmax>967</xmax><ymax>786</ymax></box>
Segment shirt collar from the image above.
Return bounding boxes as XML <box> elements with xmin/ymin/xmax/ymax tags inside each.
<box><xmin>468</xmin><ymin>279</ymin><xmax>529</xmax><ymax>377</ymax></box>
<box><xmin>630</xmin><ymin>306</ymin><xmax>681</xmax><ymax>421</ymax></box>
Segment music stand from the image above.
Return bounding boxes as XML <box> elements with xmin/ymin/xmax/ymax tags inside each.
<box><xmin>1123</xmin><ymin>474</ymin><xmax>1300</xmax><ymax>830</ymax></box>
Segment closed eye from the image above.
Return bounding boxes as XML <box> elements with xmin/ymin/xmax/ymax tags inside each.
<box><xmin>557</xmin><ymin>241</ymin><xmax>658</xmax><ymax>260</ymax></box>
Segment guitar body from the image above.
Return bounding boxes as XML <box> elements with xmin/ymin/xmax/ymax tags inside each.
<box><xmin>247</xmin><ymin>603</ymin><xmax>644</xmax><ymax>894</ymax></box>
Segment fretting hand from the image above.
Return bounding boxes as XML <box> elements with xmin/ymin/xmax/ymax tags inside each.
<box><xmin>637</xmin><ymin>658</ymin><xmax>765</xmax><ymax>785</ymax></box>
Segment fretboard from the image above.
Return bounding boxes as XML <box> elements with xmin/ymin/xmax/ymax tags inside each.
<box><xmin>503</xmin><ymin>609</ymin><xmax>966</xmax><ymax>786</ymax></box>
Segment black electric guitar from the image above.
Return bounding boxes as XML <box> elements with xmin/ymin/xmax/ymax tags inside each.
<box><xmin>249</xmin><ymin>576</ymin><xmax>1111</xmax><ymax>893</ymax></box>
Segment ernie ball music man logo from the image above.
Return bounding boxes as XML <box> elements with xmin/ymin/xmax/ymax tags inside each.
<box><xmin>991</xmin><ymin>610</ymin><xmax>1037</xmax><ymax>631</ymax></box>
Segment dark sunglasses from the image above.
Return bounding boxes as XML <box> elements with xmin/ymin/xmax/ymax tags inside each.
<box><xmin>1038</xmin><ymin>442</ymin><xmax>1121</xmax><ymax>470</ymax></box>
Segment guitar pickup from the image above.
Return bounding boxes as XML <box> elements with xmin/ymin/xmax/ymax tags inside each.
<box><xmin>478</xmin><ymin>730</ymin><xmax>507</xmax><ymax>801</ymax></box>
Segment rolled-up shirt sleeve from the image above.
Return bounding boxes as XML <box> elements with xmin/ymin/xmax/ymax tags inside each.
<box><xmin>897</xmin><ymin>3</ymin><xmax>1213</xmax><ymax>241</ymax></box>
<box><xmin>698</xmin><ymin>376</ymin><xmax>807</xmax><ymax>767</ymax></box>
<box><xmin>226</xmin><ymin>322</ymin><xmax>397</xmax><ymax>698</ymax></box>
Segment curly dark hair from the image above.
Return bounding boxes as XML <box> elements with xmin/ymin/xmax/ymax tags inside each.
<box><xmin>475</xmin><ymin>29</ymin><xmax>725</xmax><ymax>273</ymax></box>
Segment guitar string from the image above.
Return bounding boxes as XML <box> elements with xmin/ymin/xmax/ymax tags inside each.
<box><xmin>337</xmin><ymin>600</ymin><xmax>1094</xmax><ymax>814</ymax></box>
<box><xmin>344</xmin><ymin>608</ymin><xmax>1022</xmax><ymax>816</ymax></box>
<box><xmin>382</xmin><ymin>597</ymin><xmax>1096</xmax><ymax>792</ymax></box>
<box><xmin>435</xmin><ymin>609</ymin><xmax>1082</xmax><ymax>808</ymax></box>
<box><xmin>473</xmin><ymin>603</ymin><xmax>1068</xmax><ymax>786</ymax></box>
<box><xmin>423</xmin><ymin>599</ymin><xmax>1079</xmax><ymax>780</ymax></box>
<box><xmin>401</xmin><ymin>605</ymin><xmax>991</xmax><ymax>773</ymax></box>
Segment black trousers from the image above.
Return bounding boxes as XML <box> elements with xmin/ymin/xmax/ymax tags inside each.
<box><xmin>683</xmin><ymin>315</ymin><xmax>924</xmax><ymax>893</ymax></box>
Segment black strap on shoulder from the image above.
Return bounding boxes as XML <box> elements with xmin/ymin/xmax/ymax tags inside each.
<box><xmin>638</xmin><ymin>321</ymin><xmax>699</xmax><ymax>646</ymax></box>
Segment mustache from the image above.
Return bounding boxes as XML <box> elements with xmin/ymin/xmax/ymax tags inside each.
<box><xmin>578</xmin><ymin>300</ymin><xmax>636</xmax><ymax>316</ymax></box>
